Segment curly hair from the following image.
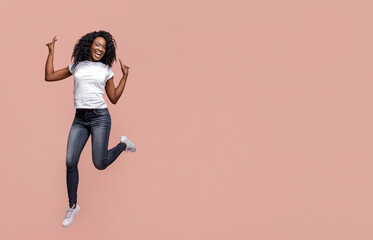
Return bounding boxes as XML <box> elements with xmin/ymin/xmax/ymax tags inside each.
<box><xmin>70</xmin><ymin>30</ymin><xmax>117</xmax><ymax>71</ymax></box>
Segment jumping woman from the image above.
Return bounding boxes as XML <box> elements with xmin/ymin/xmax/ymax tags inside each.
<box><xmin>44</xmin><ymin>30</ymin><xmax>136</xmax><ymax>227</ymax></box>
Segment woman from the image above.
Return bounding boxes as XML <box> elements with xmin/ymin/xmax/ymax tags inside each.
<box><xmin>45</xmin><ymin>30</ymin><xmax>136</xmax><ymax>228</ymax></box>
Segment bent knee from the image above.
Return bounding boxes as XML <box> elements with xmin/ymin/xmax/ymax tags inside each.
<box><xmin>93</xmin><ymin>162</ymin><xmax>106</xmax><ymax>170</ymax></box>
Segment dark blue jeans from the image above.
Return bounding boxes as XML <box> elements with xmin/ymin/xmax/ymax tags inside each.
<box><xmin>66</xmin><ymin>108</ymin><xmax>126</xmax><ymax>206</ymax></box>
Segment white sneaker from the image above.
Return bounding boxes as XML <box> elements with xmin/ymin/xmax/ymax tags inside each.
<box><xmin>120</xmin><ymin>136</ymin><xmax>136</xmax><ymax>152</ymax></box>
<box><xmin>62</xmin><ymin>204</ymin><xmax>80</xmax><ymax>227</ymax></box>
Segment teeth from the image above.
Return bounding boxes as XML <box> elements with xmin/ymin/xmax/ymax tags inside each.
<box><xmin>95</xmin><ymin>51</ymin><xmax>101</xmax><ymax>56</ymax></box>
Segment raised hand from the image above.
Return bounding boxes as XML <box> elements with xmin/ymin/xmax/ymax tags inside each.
<box><xmin>45</xmin><ymin>36</ymin><xmax>57</xmax><ymax>52</ymax></box>
<box><xmin>119</xmin><ymin>59</ymin><xmax>130</xmax><ymax>78</ymax></box>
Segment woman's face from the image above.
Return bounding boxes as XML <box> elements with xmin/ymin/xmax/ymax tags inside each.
<box><xmin>89</xmin><ymin>36</ymin><xmax>106</xmax><ymax>61</ymax></box>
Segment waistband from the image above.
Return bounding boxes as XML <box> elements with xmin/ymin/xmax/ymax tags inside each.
<box><xmin>75</xmin><ymin>108</ymin><xmax>109</xmax><ymax>113</ymax></box>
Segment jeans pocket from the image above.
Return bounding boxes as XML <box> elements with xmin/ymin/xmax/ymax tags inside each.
<box><xmin>74</xmin><ymin>112</ymin><xmax>84</xmax><ymax>119</ymax></box>
<box><xmin>94</xmin><ymin>109</ymin><xmax>109</xmax><ymax>116</ymax></box>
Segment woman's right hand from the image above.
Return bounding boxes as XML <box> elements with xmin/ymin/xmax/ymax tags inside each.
<box><xmin>45</xmin><ymin>36</ymin><xmax>57</xmax><ymax>52</ymax></box>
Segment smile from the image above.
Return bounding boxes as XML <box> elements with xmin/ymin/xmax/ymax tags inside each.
<box><xmin>94</xmin><ymin>51</ymin><xmax>102</xmax><ymax>58</ymax></box>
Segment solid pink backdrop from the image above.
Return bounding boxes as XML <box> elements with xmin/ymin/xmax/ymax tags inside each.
<box><xmin>1</xmin><ymin>0</ymin><xmax>373</xmax><ymax>239</ymax></box>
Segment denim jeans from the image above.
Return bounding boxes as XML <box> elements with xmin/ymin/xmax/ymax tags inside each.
<box><xmin>66</xmin><ymin>108</ymin><xmax>126</xmax><ymax>206</ymax></box>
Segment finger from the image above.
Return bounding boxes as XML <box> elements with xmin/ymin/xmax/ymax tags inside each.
<box><xmin>119</xmin><ymin>59</ymin><xmax>123</xmax><ymax>66</ymax></box>
<box><xmin>120</xmin><ymin>60</ymin><xmax>128</xmax><ymax>67</ymax></box>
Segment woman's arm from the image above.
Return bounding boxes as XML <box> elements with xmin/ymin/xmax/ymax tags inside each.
<box><xmin>105</xmin><ymin>59</ymin><xmax>130</xmax><ymax>104</ymax></box>
<box><xmin>45</xmin><ymin>36</ymin><xmax>72</xmax><ymax>81</ymax></box>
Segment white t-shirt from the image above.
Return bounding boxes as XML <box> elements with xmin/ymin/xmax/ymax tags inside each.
<box><xmin>69</xmin><ymin>60</ymin><xmax>114</xmax><ymax>109</ymax></box>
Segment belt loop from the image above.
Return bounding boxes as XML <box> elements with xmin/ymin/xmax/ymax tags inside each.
<box><xmin>94</xmin><ymin>109</ymin><xmax>97</xmax><ymax>115</ymax></box>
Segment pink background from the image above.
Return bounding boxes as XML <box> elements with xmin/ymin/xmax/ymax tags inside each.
<box><xmin>1</xmin><ymin>0</ymin><xmax>373</xmax><ymax>239</ymax></box>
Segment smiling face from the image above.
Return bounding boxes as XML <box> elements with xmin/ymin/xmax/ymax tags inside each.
<box><xmin>88</xmin><ymin>36</ymin><xmax>106</xmax><ymax>62</ymax></box>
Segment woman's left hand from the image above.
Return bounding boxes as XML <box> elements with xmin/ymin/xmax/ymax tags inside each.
<box><xmin>119</xmin><ymin>59</ymin><xmax>130</xmax><ymax>78</ymax></box>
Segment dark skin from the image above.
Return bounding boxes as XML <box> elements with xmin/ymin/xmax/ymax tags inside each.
<box><xmin>45</xmin><ymin>36</ymin><xmax>130</xmax><ymax>104</ymax></box>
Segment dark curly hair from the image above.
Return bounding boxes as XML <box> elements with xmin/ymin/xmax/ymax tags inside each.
<box><xmin>70</xmin><ymin>30</ymin><xmax>117</xmax><ymax>71</ymax></box>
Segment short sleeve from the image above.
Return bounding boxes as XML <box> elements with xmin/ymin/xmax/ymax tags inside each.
<box><xmin>68</xmin><ymin>64</ymin><xmax>73</xmax><ymax>73</ymax></box>
<box><xmin>106</xmin><ymin>67</ymin><xmax>114</xmax><ymax>81</ymax></box>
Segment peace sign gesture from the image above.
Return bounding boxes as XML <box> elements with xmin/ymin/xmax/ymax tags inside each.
<box><xmin>119</xmin><ymin>59</ymin><xmax>130</xmax><ymax>78</ymax></box>
<box><xmin>45</xmin><ymin>36</ymin><xmax>57</xmax><ymax>52</ymax></box>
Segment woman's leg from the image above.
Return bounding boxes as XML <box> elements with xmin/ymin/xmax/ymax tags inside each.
<box><xmin>90</xmin><ymin>111</ymin><xmax>126</xmax><ymax>170</ymax></box>
<box><xmin>66</xmin><ymin>118</ymin><xmax>90</xmax><ymax>207</ymax></box>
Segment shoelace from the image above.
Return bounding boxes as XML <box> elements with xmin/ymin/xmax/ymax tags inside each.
<box><xmin>65</xmin><ymin>208</ymin><xmax>74</xmax><ymax>219</ymax></box>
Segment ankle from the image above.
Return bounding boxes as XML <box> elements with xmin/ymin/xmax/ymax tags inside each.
<box><xmin>120</xmin><ymin>142</ymin><xmax>127</xmax><ymax>149</ymax></box>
